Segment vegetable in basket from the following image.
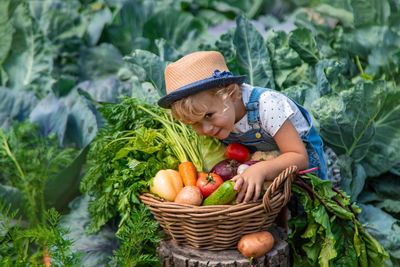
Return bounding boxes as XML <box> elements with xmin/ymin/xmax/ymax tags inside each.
<box><xmin>210</xmin><ymin>159</ymin><xmax>240</xmax><ymax>181</ymax></box>
<box><xmin>150</xmin><ymin>169</ymin><xmax>183</xmax><ymax>201</ymax></box>
<box><xmin>237</xmin><ymin>161</ymin><xmax>260</xmax><ymax>175</ymax></box>
<box><xmin>174</xmin><ymin>186</ymin><xmax>203</xmax><ymax>206</ymax></box>
<box><xmin>202</xmin><ymin>180</ymin><xmax>239</xmax><ymax>205</ymax></box>
<box><xmin>196</xmin><ymin>172</ymin><xmax>224</xmax><ymax>198</ymax></box>
<box><xmin>199</xmin><ymin>135</ymin><xmax>227</xmax><ymax>172</ymax></box>
<box><xmin>210</xmin><ymin>159</ymin><xmax>260</xmax><ymax>180</ymax></box>
<box><xmin>225</xmin><ymin>143</ymin><xmax>250</xmax><ymax>163</ymax></box>
<box><xmin>178</xmin><ymin>161</ymin><xmax>197</xmax><ymax>186</ymax></box>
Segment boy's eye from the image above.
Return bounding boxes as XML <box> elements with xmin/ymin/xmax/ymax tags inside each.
<box><xmin>205</xmin><ymin>113</ymin><xmax>213</xmax><ymax>119</ymax></box>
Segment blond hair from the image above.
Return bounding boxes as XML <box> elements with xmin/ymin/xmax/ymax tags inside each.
<box><xmin>171</xmin><ymin>83</ymin><xmax>242</xmax><ymax>124</ymax></box>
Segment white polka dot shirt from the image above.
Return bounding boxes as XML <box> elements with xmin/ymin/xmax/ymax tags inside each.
<box><xmin>232</xmin><ymin>84</ymin><xmax>311</xmax><ymax>137</ymax></box>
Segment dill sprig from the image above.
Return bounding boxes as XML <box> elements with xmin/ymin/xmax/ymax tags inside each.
<box><xmin>0</xmin><ymin>122</ymin><xmax>78</xmax><ymax>226</ymax></box>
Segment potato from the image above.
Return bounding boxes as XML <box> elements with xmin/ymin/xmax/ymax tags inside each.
<box><xmin>238</xmin><ymin>231</ymin><xmax>274</xmax><ymax>259</ymax></box>
<box><xmin>174</xmin><ymin>186</ymin><xmax>203</xmax><ymax>205</ymax></box>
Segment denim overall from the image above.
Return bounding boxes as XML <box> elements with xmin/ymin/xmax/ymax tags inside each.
<box><xmin>222</xmin><ymin>87</ymin><xmax>328</xmax><ymax>180</ymax></box>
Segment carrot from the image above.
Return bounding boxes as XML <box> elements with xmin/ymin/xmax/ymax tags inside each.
<box><xmin>43</xmin><ymin>247</ymin><xmax>51</xmax><ymax>267</ymax></box>
<box><xmin>179</xmin><ymin>161</ymin><xmax>197</xmax><ymax>186</ymax></box>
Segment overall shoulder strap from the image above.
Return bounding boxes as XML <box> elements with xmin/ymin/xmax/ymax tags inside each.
<box><xmin>246</xmin><ymin>87</ymin><xmax>268</xmax><ymax>124</ymax></box>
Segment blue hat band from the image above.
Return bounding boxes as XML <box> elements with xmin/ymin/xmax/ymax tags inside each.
<box><xmin>158</xmin><ymin>71</ymin><xmax>246</xmax><ymax>108</ymax></box>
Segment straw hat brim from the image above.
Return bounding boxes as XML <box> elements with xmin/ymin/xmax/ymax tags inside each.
<box><xmin>158</xmin><ymin>75</ymin><xmax>246</xmax><ymax>108</ymax></box>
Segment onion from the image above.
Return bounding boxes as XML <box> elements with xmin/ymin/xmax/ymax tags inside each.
<box><xmin>237</xmin><ymin>164</ymin><xmax>249</xmax><ymax>175</ymax></box>
<box><xmin>237</xmin><ymin>161</ymin><xmax>260</xmax><ymax>175</ymax></box>
<box><xmin>210</xmin><ymin>159</ymin><xmax>240</xmax><ymax>181</ymax></box>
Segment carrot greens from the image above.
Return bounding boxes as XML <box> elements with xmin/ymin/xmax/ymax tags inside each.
<box><xmin>138</xmin><ymin>105</ymin><xmax>203</xmax><ymax>171</ymax></box>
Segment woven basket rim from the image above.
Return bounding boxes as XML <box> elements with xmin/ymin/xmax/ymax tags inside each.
<box><xmin>140</xmin><ymin>165</ymin><xmax>298</xmax><ymax>213</ymax></box>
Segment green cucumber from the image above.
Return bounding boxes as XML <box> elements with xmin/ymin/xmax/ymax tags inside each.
<box><xmin>202</xmin><ymin>180</ymin><xmax>238</xmax><ymax>205</ymax></box>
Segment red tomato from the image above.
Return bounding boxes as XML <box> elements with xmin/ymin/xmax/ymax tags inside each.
<box><xmin>225</xmin><ymin>143</ymin><xmax>250</xmax><ymax>163</ymax></box>
<box><xmin>196</xmin><ymin>172</ymin><xmax>223</xmax><ymax>198</ymax></box>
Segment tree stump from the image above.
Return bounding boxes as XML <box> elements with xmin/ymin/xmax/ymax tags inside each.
<box><xmin>157</xmin><ymin>225</ymin><xmax>290</xmax><ymax>267</ymax></box>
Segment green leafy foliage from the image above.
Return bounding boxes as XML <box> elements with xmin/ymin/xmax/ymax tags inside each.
<box><xmin>234</xmin><ymin>15</ymin><xmax>275</xmax><ymax>89</ymax></box>
<box><xmin>2</xmin><ymin>3</ymin><xmax>54</xmax><ymax>96</ymax></box>
<box><xmin>78</xmin><ymin>43</ymin><xmax>123</xmax><ymax>81</ymax></box>
<box><xmin>266</xmin><ymin>30</ymin><xmax>305</xmax><ymax>89</ymax></box>
<box><xmin>124</xmin><ymin>50</ymin><xmax>168</xmax><ymax>96</ymax></box>
<box><xmin>313</xmin><ymin>81</ymin><xmax>385</xmax><ymax>162</ymax></box>
<box><xmin>29</xmin><ymin>93</ymin><xmax>69</xmax><ymax>145</ymax></box>
<box><xmin>111</xmin><ymin>206</ymin><xmax>163</xmax><ymax>267</ymax></box>
<box><xmin>0</xmin><ymin>122</ymin><xmax>78</xmax><ymax>224</ymax></box>
<box><xmin>59</xmin><ymin>195</ymin><xmax>118</xmax><ymax>266</ymax></box>
<box><xmin>80</xmin><ymin>98</ymin><xmax>177</xmax><ymax>264</ymax></box>
<box><xmin>0</xmin><ymin>87</ymin><xmax>39</xmax><ymax>130</ymax></box>
<box><xmin>0</xmin><ymin>199</ymin><xmax>22</xmax><ymax>263</ymax></box>
<box><xmin>20</xmin><ymin>208</ymin><xmax>81</xmax><ymax>266</ymax></box>
<box><xmin>0</xmin><ymin>200</ymin><xmax>80</xmax><ymax>266</ymax></box>
<box><xmin>357</xmin><ymin>171</ymin><xmax>400</xmax><ymax>266</ymax></box>
<box><xmin>100</xmin><ymin>0</ymin><xmax>155</xmax><ymax>55</ymax></box>
<box><xmin>0</xmin><ymin>0</ymin><xmax>128</xmax><ymax>97</ymax></box>
<box><xmin>80</xmin><ymin>97</ymin><xmax>175</xmax><ymax>229</ymax></box>
<box><xmin>0</xmin><ymin>0</ymin><xmax>13</xmax><ymax>66</ymax></box>
<box><xmin>143</xmin><ymin>9</ymin><xmax>206</xmax><ymax>54</ymax></box>
<box><xmin>288</xmin><ymin>28</ymin><xmax>320</xmax><ymax>65</ymax></box>
<box><xmin>0</xmin><ymin>121</ymin><xmax>86</xmax><ymax>263</ymax></box>
<box><xmin>289</xmin><ymin>173</ymin><xmax>388</xmax><ymax>267</ymax></box>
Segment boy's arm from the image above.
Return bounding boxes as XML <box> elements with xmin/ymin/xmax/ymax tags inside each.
<box><xmin>232</xmin><ymin>119</ymin><xmax>308</xmax><ymax>203</ymax></box>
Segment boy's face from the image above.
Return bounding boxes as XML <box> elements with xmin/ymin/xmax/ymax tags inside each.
<box><xmin>189</xmin><ymin>90</ymin><xmax>238</xmax><ymax>139</ymax></box>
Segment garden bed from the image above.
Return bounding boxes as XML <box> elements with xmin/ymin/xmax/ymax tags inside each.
<box><xmin>0</xmin><ymin>0</ymin><xmax>399</xmax><ymax>266</ymax></box>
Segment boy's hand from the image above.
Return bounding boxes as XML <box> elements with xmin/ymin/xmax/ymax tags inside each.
<box><xmin>231</xmin><ymin>164</ymin><xmax>266</xmax><ymax>203</ymax></box>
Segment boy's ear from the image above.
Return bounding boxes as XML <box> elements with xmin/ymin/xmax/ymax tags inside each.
<box><xmin>230</xmin><ymin>92</ymin><xmax>238</xmax><ymax>101</ymax></box>
<box><xmin>230</xmin><ymin>86</ymin><xmax>241</xmax><ymax>102</ymax></box>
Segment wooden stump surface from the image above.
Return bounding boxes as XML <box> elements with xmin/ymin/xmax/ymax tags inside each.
<box><xmin>158</xmin><ymin>225</ymin><xmax>290</xmax><ymax>267</ymax></box>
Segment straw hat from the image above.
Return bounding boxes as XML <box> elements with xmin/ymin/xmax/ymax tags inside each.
<box><xmin>158</xmin><ymin>51</ymin><xmax>246</xmax><ymax>108</ymax></box>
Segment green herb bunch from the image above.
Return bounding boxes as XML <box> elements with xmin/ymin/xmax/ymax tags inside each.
<box><xmin>289</xmin><ymin>173</ymin><xmax>388</xmax><ymax>267</ymax></box>
<box><xmin>80</xmin><ymin>97</ymin><xmax>179</xmax><ymax>264</ymax></box>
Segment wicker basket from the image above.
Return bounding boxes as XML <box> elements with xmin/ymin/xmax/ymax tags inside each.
<box><xmin>140</xmin><ymin>165</ymin><xmax>298</xmax><ymax>250</ymax></box>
